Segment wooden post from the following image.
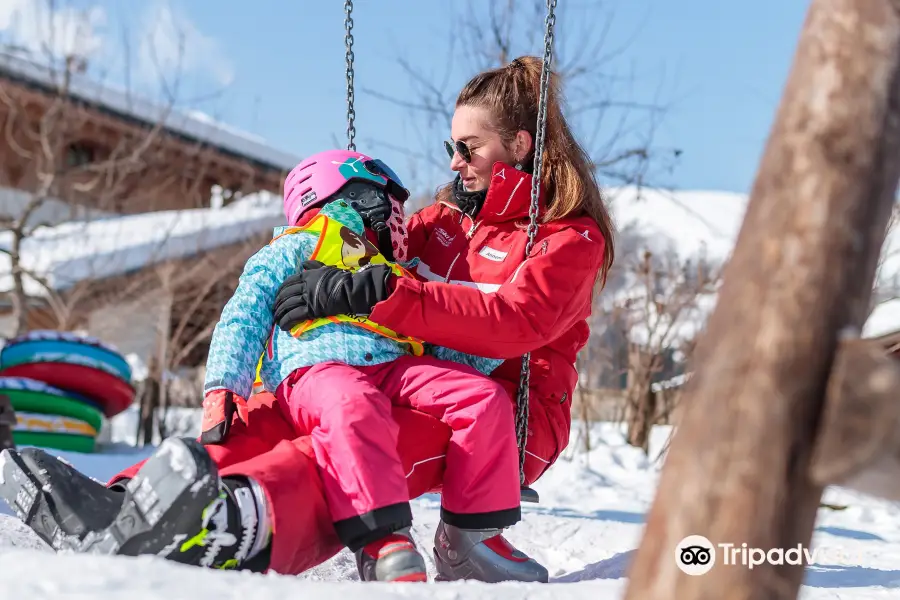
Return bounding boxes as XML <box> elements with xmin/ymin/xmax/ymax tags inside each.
<box><xmin>622</xmin><ymin>2</ymin><xmax>900</xmax><ymax>599</ymax></box>
<box><xmin>811</xmin><ymin>339</ymin><xmax>900</xmax><ymax>499</ymax></box>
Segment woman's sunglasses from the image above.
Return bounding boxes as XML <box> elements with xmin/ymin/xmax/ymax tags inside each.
<box><xmin>444</xmin><ymin>139</ymin><xmax>472</xmax><ymax>163</ymax></box>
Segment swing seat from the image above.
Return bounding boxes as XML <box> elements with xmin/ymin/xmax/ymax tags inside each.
<box><xmin>520</xmin><ymin>486</ymin><xmax>540</xmax><ymax>503</ymax></box>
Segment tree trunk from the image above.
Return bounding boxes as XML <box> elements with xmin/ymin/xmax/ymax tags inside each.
<box><xmin>627</xmin><ymin>384</ymin><xmax>657</xmax><ymax>454</ymax></box>
<box><xmin>157</xmin><ymin>378</ymin><xmax>170</xmax><ymax>440</ymax></box>
<box><xmin>623</xmin><ymin>2</ymin><xmax>900</xmax><ymax>600</ymax></box>
<box><xmin>0</xmin><ymin>393</ymin><xmax>15</xmax><ymax>450</ymax></box>
<box><xmin>138</xmin><ymin>374</ymin><xmax>160</xmax><ymax>447</ymax></box>
<box><xmin>626</xmin><ymin>346</ymin><xmax>659</xmax><ymax>453</ymax></box>
<box><xmin>578</xmin><ymin>348</ymin><xmax>593</xmax><ymax>457</ymax></box>
<box><xmin>9</xmin><ymin>232</ymin><xmax>28</xmax><ymax>336</ymax></box>
<box><xmin>136</xmin><ymin>276</ymin><xmax>175</xmax><ymax>446</ymax></box>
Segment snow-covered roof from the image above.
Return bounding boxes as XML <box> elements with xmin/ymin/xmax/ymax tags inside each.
<box><xmin>0</xmin><ymin>191</ymin><xmax>284</xmax><ymax>296</ymax></box>
<box><xmin>0</xmin><ymin>53</ymin><xmax>300</xmax><ymax>172</ymax></box>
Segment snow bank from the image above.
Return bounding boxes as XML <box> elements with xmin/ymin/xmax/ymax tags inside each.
<box><xmin>105</xmin><ymin>404</ymin><xmax>202</xmax><ymax>447</ymax></box>
<box><xmin>607</xmin><ymin>187</ymin><xmax>749</xmax><ymax>262</ymax></box>
<box><xmin>607</xmin><ymin>186</ymin><xmax>900</xmax><ymax>340</ymax></box>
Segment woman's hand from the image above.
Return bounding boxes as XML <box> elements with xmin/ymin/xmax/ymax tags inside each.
<box><xmin>273</xmin><ymin>260</ymin><xmax>395</xmax><ymax>331</ymax></box>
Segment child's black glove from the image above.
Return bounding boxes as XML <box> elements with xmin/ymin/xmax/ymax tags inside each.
<box><xmin>273</xmin><ymin>260</ymin><xmax>394</xmax><ymax>331</ymax></box>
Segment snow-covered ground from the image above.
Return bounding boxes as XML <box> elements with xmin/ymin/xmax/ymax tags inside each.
<box><xmin>1</xmin><ymin>417</ymin><xmax>899</xmax><ymax>599</ymax></box>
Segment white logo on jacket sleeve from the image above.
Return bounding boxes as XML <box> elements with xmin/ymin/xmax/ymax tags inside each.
<box><xmin>478</xmin><ymin>245</ymin><xmax>508</xmax><ymax>262</ymax></box>
<box><xmin>435</xmin><ymin>227</ymin><xmax>456</xmax><ymax>247</ymax></box>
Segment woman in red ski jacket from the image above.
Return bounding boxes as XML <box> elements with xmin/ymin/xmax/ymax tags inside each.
<box><xmin>273</xmin><ymin>54</ymin><xmax>615</xmax><ymax>485</ymax></box>
<box><xmin>7</xmin><ymin>56</ymin><xmax>614</xmax><ymax>580</ymax></box>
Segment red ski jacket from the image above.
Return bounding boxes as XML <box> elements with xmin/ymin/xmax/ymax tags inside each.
<box><xmin>369</xmin><ymin>162</ymin><xmax>607</xmax><ymax>475</ymax></box>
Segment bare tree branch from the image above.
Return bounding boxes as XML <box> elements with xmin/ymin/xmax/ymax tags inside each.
<box><xmin>364</xmin><ymin>0</ymin><xmax>681</xmax><ymax>195</ymax></box>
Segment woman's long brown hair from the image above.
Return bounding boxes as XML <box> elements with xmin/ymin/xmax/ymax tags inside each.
<box><xmin>436</xmin><ymin>55</ymin><xmax>615</xmax><ymax>289</ymax></box>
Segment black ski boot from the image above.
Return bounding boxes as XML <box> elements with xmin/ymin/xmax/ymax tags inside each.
<box><xmin>0</xmin><ymin>447</ymin><xmax>125</xmax><ymax>550</ymax></box>
<box><xmin>78</xmin><ymin>437</ymin><xmax>270</xmax><ymax>571</ymax></box>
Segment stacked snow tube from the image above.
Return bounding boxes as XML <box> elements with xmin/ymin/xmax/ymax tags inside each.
<box><xmin>0</xmin><ymin>330</ymin><xmax>134</xmax><ymax>453</ymax></box>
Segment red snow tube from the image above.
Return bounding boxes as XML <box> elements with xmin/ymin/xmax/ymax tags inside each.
<box><xmin>0</xmin><ymin>362</ymin><xmax>135</xmax><ymax>418</ymax></box>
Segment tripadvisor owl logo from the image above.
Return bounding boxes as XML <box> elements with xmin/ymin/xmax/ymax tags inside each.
<box><xmin>676</xmin><ymin>535</ymin><xmax>716</xmax><ymax>575</ymax></box>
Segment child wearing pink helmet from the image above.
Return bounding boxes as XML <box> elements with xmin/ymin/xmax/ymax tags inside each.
<box><xmin>53</xmin><ymin>149</ymin><xmax>548</xmax><ymax>583</ymax></box>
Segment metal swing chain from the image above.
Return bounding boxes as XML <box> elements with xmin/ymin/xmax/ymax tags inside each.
<box><xmin>515</xmin><ymin>0</ymin><xmax>557</xmax><ymax>486</ymax></box>
<box><xmin>344</xmin><ymin>0</ymin><xmax>356</xmax><ymax>151</ymax></box>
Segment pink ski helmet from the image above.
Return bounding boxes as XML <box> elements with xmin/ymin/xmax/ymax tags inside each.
<box><xmin>283</xmin><ymin>149</ymin><xmax>412</xmax><ymax>261</ymax></box>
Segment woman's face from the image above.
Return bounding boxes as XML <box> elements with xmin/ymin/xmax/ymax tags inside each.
<box><xmin>449</xmin><ymin>105</ymin><xmax>522</xmax><ymax>192</ymax></box>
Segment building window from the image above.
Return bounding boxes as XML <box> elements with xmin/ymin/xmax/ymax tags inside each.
<box><xmin>66</xmin><ymin>143</ymin><xmax>95</xmax><ymax>168</ymax></box>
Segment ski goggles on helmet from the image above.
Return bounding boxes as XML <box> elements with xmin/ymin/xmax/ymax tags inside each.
<box><xmin>361</xmin><ymin>158</ymin><xmax>410</xmax><ymax>203</ymax></box>
<box><xmin>444</xmin><ymin>139</ymin><xmax>472</xmax><ymax>163</ymax></box>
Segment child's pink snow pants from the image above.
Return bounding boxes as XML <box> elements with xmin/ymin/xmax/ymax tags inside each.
<box><xmin>275</xmin><ymin>354</ymin><xmax>521</xmax><ymax>551</ymax></box>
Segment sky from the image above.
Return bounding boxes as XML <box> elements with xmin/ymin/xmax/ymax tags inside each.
<box><xmin>0</xmin><ymin>0</ymin><xmax>810</xmax><ymax>197</ymax></box>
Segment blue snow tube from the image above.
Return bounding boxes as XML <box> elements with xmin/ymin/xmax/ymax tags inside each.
<box><xmin>0</xmin><ymin>331</ymin><xmax>132</xmax><ymax>382</ymax></box>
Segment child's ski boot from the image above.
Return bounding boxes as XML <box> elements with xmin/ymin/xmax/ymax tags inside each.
<box><xmin>0</xmin><ymin>447</ymin><xmax>125</xmax><ymax>550</ymax></box>
<box><xmin>354</xmin><ymin>527</ymin><xmax>427</xmax><ymax>582</ymax></box>
<box><xmin>432</xmin><ymin>520</ymin><xmax>549</xmax><ymax>583</ymax></box>
<box><xmin>77</xmin><ymin>437</ymin><xmax>271</xmax><ymax>571</ymax></box>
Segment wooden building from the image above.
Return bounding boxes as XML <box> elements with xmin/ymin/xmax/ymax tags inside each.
<box><xmin>0</xmin><ymin>52</ymin><xmax>296</xmax><ymax>216</ymax></box>
<box><xmin>0</xmin><ymin>53</ymin><xmax>300</xmax><ymax>376</ymax></box>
